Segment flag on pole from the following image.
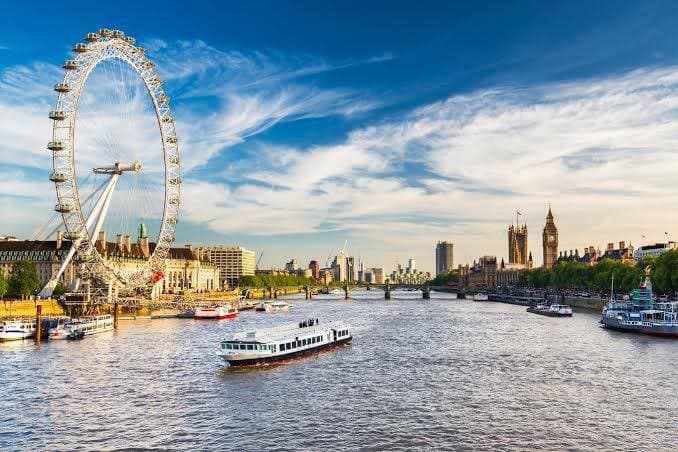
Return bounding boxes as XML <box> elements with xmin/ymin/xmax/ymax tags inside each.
<box><xmin>517</xmin><ymin>211</ymin><xmax>522</xmax><ymax>215</ymax></box>
<box><xmin>665</xmin><ymin>232</ymin><xmax>669</xmax><ymax>235</ymax></box>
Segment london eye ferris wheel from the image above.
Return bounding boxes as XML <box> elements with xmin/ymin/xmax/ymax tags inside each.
<box><xmin>40</xmin><ymin>28</ymin><xmax>180</xmax><ymax>297</ymax></box>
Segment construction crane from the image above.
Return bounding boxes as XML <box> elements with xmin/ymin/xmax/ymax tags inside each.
<box><xmin>256</xmin><ymin>251</ymin><xmax>264</xmax><ymax>270</ymax></box>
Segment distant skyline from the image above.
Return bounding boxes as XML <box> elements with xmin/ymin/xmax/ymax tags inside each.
<box><xmin>3</xmin><ymin>1</ymin><xmax>678</xmax><ymax>272</ymax></box>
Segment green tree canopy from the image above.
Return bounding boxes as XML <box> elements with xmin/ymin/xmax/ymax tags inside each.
<box><xmin>239</xmin><ymin>273</ymin><xmax>315</xmax><ymax>288</ymax></box>
<box><xmin>431</xmin><ymin>270</ymin><xmax>459</xmax><ymax>286</ymax></box>
<box><xmin>651</xmin><ymin>249</ymin><xmax>678</xmax><ymax>294</ymax></box>
<box><xmin>8</xmin><ymin>260</ymin><xmax>41</xmax><ymax>298</ymax></box>
<box><xmin>0</xmin><ymin>271</ymin><xmax>8</xmax><ymax>298</ymax></box>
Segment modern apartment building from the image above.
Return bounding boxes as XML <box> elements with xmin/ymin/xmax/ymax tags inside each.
<box><xmin>435</xmin><ymin>241</ymin><xmax>454</xmax><ymax>276</ymax></box>
<box><xmin>195</xmin><ymin>246</ymin><xmax>255</xmax><ymax>288</ymax></box>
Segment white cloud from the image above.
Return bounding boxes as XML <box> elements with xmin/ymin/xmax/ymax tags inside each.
<box><xmin>0</xmin><ymin>39</ymin><xmax>383</xmax><ymax>241</ymax></box>
<box><xmin>183</xmin><ymin>66</ymin><xmax>678</xmax><ymax>268</ymax></box>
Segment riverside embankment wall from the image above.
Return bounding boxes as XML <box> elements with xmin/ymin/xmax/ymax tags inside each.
<box><xmin>0</xmin><ymin>300</ymin><xmax>65</xmax><ymax>318</ymax></box>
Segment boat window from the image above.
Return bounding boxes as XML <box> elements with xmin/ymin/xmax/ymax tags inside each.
<box><xmin>280</xmin><ymin>343</ymin><xmax>286</xmax><ymax>351</ymax></box>
<box><xmin>247</xmin><ymin>344</ymin><xmax>254</xmax><ymax>350</ymax></box>
<box><xmin>292</xmin><ymin>342</ymin><xmax>297</xmax><ymax>349</ymax></box>
<box><xmin>302</xmin><ymin>339</ymin><xmax>307</xmax><ymax>346</ymax></box>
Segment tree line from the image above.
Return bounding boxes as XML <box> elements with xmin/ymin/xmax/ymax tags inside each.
<box><xmin>517</xmin><ymin>249</ymin><xmax>678</xmax><ymax>295</ymax></box>
<box><xmin>430</xmin><ymin>270</ymin><xmax>460</xmax><ymax>287</ymax></box>
<box><xmin>239</xmin><ymin>274</ymin><xmax>316</xmax><ymax>288</ymax></box>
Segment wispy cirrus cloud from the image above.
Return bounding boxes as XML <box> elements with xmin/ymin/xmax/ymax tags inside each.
<box><xmin>183</xmin><ymin>66</ymin><xmax>678</xmax><ymax>265</ymax></box>
<box><xmin>0</xmin><ymin>38</ymin><xmax>387</xmax><ymax>240</ymax></box>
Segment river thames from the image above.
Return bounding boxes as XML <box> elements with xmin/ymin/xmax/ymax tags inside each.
<box><xmin>1</xmin><ymin>290</ymin><xmax>676</xmax><ymax>451</ymax></box>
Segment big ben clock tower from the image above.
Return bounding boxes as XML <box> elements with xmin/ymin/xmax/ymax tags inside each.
<box><xmin>542</xmin><ymin>206</ymin><xmax>558</xmax><ymax>269</ymax></box>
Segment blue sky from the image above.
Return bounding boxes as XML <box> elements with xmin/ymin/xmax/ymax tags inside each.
<box><xmin>3</xmin><ymin>1</ymin><xmax>678</xmax><ymax>272</ymax></box>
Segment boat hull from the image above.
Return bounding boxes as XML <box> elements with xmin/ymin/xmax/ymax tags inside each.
<box><xmin>223</xmin><ymin>336</ymin><xmax>352</xmax><ymax>367</ymax></box>
<box><xmin>195</xmin><ymin>307</ymin><xmax>238</xmax><ymax>320</ymax></box>
<box><xmin>0</xmin><ymin>331</ymin><xmax>35</xmax><ymax>342</ymax></box>
<box><xmin>527</xmin><ymin>308</ymin><xmax>572</xmax><ymax>317</ymax></box>
<box><xmin>600</xmin><ymin>317</ymin><xmax>678</xmax><ymax>336</ymax></box>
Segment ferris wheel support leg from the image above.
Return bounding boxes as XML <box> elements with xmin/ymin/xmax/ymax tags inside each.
<box><xmin>38</xmin><ymin>175</ymin><xmax>119</xmax><ymax>298</ymax></box>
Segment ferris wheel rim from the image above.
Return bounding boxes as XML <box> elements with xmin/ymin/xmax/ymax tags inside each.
<box><xmin>49</xmin><ymin>29</ymin><xmax>181</xmax><ymax>289</ymax></box>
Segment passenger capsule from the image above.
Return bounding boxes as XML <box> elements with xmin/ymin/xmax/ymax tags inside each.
<box><xmin>84</xmin><ymin>32</ymin><xmax>100</xmax><ymax>42</ymax></box>
<box><xmin>136</xmin><ymin>47</ymin><xmax>146</xmax><ymax>55</ymax></box>
<box><xmin>49</xmin><ymin>111</ymin><xmax>67</xmax><ymax>121</ymax></box>
<box><xmin>47</xmin><ymin>141</ymin><xmax>66</xmax><ymax>151</ymax></box>
<box><xmin>112</xmin><ymin>30</ymin><xmax>124</xmax><ymax>38</ymax></box>
<box><xmin>157</xmin><ymin>94</ymin><xmax>169</xmax><ymax>104</ymax></box>
<box><xmin>72</xmin><ymin>43</ymin><xmax>89</xmax><ymax>53</ymax></box>
<box><xmin>63</xmin><ymin>60</ymin><xmax>79</xmax><ymax>70</ymax></box>
<box><xmin>49</xmin><ymin>172</ymin><xmax>68</xmax><ymax>183</ymax></box>
<box><xmin>166</xmin><ymin>217</ymin><xmax>178</xmax><ymax>225</ymax></box>
<box><xmin>168</xmin><ymin>155</ymin><xmax>179</xmax><ymax>165</ymax></box>
<box><xmin>99</xmin><ymin>28</ymin><xmax>112</xmax><ymax>37</ymax></box>
<box><xmin>54</xmin><ymin>203</ymin><xmax>73</xmax><ymax>213</ymax></box>
<box><xmin>54</xmin><ymin>83</ymin><xmax>71</xmax><ymax>93</ymax></box>
<box><xmin>124</xmin><ymin>36</ymin><xmax>135</xmax><ymax>44</ymax></box>
<box><xmin>168</xmin><ymin>196</ymin><xmax>180</xmax><ymax>205</ymax></box>
<box><xmin>143</xmin><ymin>61</ymin><xmax>155</xmax><ymax>69</ymax></box>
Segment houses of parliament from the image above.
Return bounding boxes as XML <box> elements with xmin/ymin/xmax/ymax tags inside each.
<box><xmin>507</xmin><ymin>206</ymin><xmax>559</xmax><ymax>269</ymax></box>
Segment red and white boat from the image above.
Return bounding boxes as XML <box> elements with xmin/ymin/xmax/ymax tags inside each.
<box><xmin>195</xmin><ymin>306</ymin><xmax>238</xmax><ymax>320</ymax></box>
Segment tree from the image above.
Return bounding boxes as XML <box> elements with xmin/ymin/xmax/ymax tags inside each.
<box><xmin>431</xmin><ymin>270</ymin><xmax>459</xmax><ymax>286</ymax></box>
<box><xmin>52</xmin><ymin>283</ymin><xmax>68</xmax><ymax>296</ymax></box>
<box><xmin>8</xmin><ymin>260</ymin><xmax>41</xmax><ymax>299</ymax></box>
<box><xmin>0</xmin><ymin>271</ymin><xmax>8</xmax><ymax>298</ymax></box>
<box><xmin>651</xmin><ymin>249</ymin><xmax>678</xmax><ymax>294</ymax></box>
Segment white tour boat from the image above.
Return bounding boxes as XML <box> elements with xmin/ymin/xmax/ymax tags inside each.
<box><xmin>527</xmin><ymin>304</ymin><xmax>573</xmax><ymax>317</ymax></box>
<box><xmin>264</xmin><ymin>300</ymin><xmax>291</xmax><ymax>313</ymax></box>
<box><xmin>50</xmin><ymin>314</ymin><xmax>114</xmax><ymax>340</ymax></box>
<box><xmin>218</xmin><ymin>318</ymin><xmax>352</xmax><ymax>367</ymax></box>
<box><xmin>473</xmin><ymin>293</ymin><xmax>489</xmax><ymax>301</ymax></box>
<box><xmin>194</xmin><ymin>306</ymin><xmax>238</xmax><ymax>320</ymax></box>
<box><xmin>0</xmin><ymin>318</ymin><xmax>37</xmax><ymax>342</ymax></box>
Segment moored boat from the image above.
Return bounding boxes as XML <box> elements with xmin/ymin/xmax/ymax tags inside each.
<box><xmin>0</xmin><ymin>318</ymin><xmax>37</xmax><ymax>342</ymax></box>
<box><xmin>601</xmin><ymin>269</ymin><xmax>678</xmax><ymax>336</ymax></box>
<box><xmin>42</xmin><ymin>316</ymin><xmax>71</xmax><ymax>340</ymax></box>
<box><xmin>50</xmin><ymin>314</ymin><xmax>114</xmax><ymax>340</ymax></box>
<box><xmin>527</xmin><ymin>304</ymin><xmax>572</xmax><ymax>317</ymax></box>
<box><xmin>195</xmin><ymin>306</ymin><xmax>238</xmax><ymax>320</ymax></box>
<box><xmin>218</xmin><ymin>318</ymin><xmax>352</xmax><ymax>366</ymax></box>
<box><xmin>473</xmin><ymin>293</ymin><xmax>489</xmax><ymax>301</ymax></box>
<box><xmin>264</xmin><ymin>300</ymin><xmax>291</xmax><ymax>313</ymax></box>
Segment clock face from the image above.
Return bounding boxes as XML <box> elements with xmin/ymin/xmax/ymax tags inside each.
<box><xmin>548</xmin><ymin>235</ymin><xmax>555</xmax><ymax>243</ymax></box>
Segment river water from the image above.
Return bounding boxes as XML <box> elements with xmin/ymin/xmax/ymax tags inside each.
<box><xmin>1</xmin><ymin>290</ymin><xmax>676</xmax><ymax>451</ymax></box>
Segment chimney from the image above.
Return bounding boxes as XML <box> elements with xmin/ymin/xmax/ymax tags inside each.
<box><xmin>140</xmin><ymin>236</ymin><xmax>149</xmax><ymax>258</ymax></box>
<box><xmin>575</xmin><ymin>249</ymin><xmax>579</xmax><ymax>256</ymax></box>
<box><xmin>607</xmin><ymin>243</ymin><xmax>614</xmax><ymax>251</ymax></box>
<box><xmin>56</xmin><ymin>230</ymin><xmax>63</xmax><ymax>250</ymax></box>
<box><xmin>123</xmin><ymin>235</ymin><xmax>131</xmax><ymax>254</ymax></box>
<box><xmin>619</xmin><ymin>241</ymin><xmax>625</xmax><ymax>250</ymax></box>
<box><xmin>116</xmin><ymin>234</ymin><xmax>123</xmax><ymax>253</ymax></box>
<box><xmin>185</xmin><ymin>244</ymin><xmax>192</xmax><ymax>252</ymax></box>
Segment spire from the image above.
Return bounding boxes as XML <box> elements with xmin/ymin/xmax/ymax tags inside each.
<box><xmin>529</xmin><ymin>251</ymin><xmax>533</xmax><ymax>261</ymax></box>
<box><xmin>546</xmin><ymin>203</ymin><xmax>553</xmax><ymax>220</ymax></box>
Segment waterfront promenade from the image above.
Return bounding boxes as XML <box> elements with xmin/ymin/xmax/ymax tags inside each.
<box><xmin>1</xmin><ymin>290</ymin><xmax>676</xmax><ymax>451</ymax></box>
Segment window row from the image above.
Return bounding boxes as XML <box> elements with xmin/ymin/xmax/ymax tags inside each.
<box><xmin>279</xmin><ymin>335</ymin><xmax>323</xmax><ymax>352</ymax></box>
<box><xmin>337</xmin><ymin>329</ymin><xmax>349</xmax><ymax>337</ymax></box>
<box><xmin>222</xmin><ymin>343</ymin><xmax>273</xmax><ymax>351</ymax></box>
